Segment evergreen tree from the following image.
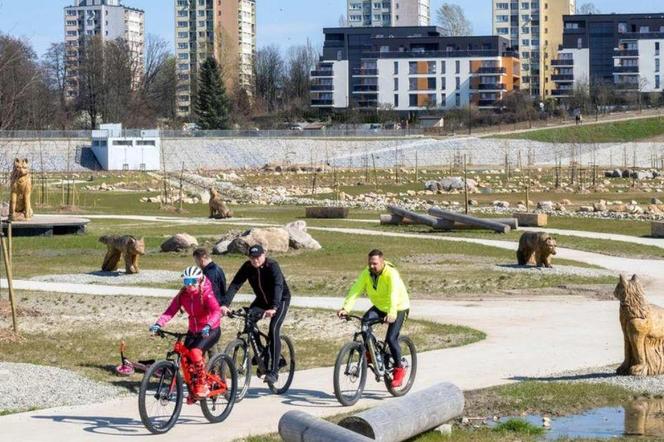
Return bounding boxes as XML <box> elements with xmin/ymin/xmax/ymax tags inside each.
<box><xmin>194</xmin><ymin>57</ymin><xmax>230</xmax><ymax>129</ymax></box>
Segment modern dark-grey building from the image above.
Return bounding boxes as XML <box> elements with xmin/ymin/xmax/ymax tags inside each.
<box><xmin>551</xmin><ymin>13</ymin><xmax>664</xmax><ymax>97</ymax></box>
<box><xmin>310</xmin><ymin>26</ymin><xmax>520</xmax><ymax>111</ymax></box>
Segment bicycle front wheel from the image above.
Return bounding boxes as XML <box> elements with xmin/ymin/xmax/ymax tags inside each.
<box><xmin>200</xmin><ymin>353</ymin><xmax>237</xmax><ymax>423</ymax></box>
<box><xmin>385</xmin><ymin>335</ymin><xmax>417</xmax><ymax>397</ymax></box>
<box><xmin>138</xmin><ymin>360</ymin><xmax>183</xmax><ymax>434</ymax></box>
<box><xmin>224</xmin><ymin>338</ymin><xmax>251</xmax><ymax>401</ymax></box>
<box><xmin>333</xmin><ymin>341</ymin><xmax>367</xmax><ymax>406</ymax></box>
<box><xmin>268</xmin><ymin>335</ymin><xmax>295</xmax><ymax>395</ymax></box>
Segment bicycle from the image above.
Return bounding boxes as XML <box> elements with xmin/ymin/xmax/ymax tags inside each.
<box><xmin>224</xmin><ymin>307</ymin><xmax>295</xmax><ymax>401</ymax></box>
<box><xmin>138</xmin><ymin>329</ymin><xmax>237</xmax><ymax>434</ymax></box>
<box><xmin>333</xmin><ymin>314</ymin><xmax>417</xmax><ymax>406</ymax></box>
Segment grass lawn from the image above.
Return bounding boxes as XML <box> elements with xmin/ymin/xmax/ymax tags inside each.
<box><xmin>492</xmin><ymin>116</ymin><xmax>664</xmax><ymax>143</ymax></box>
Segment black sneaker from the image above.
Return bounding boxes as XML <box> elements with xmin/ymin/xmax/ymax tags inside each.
<box><xmin>263</xmin><ymin>372</ymin><xmax>278</xmax><ymax>384</ymax></box>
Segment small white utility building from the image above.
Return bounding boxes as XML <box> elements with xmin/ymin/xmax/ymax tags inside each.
<box><xmin>91</xmin><ymin>123</ymin><xmax>161</xmax><ymax>171</ymax></box>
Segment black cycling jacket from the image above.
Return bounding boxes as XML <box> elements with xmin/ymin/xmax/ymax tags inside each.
<box><xmin>223</xmin><ymin>258</ymin><xmax>291</xmax><ymax>310</ymax></box>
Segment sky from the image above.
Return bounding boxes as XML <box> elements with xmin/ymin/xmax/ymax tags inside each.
<box><xmin>0</xmin><ymin>0</ymin><xmax>659</xmax><ymax>58</ymax></box>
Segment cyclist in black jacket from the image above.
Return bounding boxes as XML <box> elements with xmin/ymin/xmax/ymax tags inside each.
<box><xmin>223</xmin><ymin>244</ymin><xmax>291</xmax><ymax>384</ymax></box>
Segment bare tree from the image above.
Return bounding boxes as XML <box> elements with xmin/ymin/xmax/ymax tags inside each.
<box><xmin>284</xmin><ymin>40</ymin><xmax>318</xmax><ymax>110</ymax></box>
<box><xmin>576</xmin><ymin>2</ymin><xmax>600</xmax><ymax>14</ymax></box>
<box><xmin>254</xmin><ymin>45</ymin><xmax>284</xmax><ymax>113</ymax></box>
<box><xmin>0</xmin><ymin>34</ymin><xmax>44</xmax><ymax>130</ymax></box>
<box><xmin>436</xmin><ymin>3</ymin><xmax>472</xmax><ymax>37</ymax></box>
<box><xmin>42</xmin><ymin>42</ymin><xmax>71</xmax><ymax>128</ymax></box>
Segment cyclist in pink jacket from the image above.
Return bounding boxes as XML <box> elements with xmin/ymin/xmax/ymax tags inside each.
<box><xmin>150</xmin><ymin>266</ymin><xmax>221</xmax><ymax>399</ymax></box>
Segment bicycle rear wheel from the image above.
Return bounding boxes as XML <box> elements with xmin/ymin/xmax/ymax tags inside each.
<box><xmin>333</xmin><ymin>341</ymin><xmax>367</xmax><ymax>406</ymax></box>
<box><xmin>138</xmin><ymin>360</ymin><xmax>183</xmax><ymax>434</ymax></box>
<box><xmin>224</xmin><ymin>338</ymin><xmax>251</xmax><ymax>401</ymax></box>
<box><xmin>268</xmin><ymin>335</ymin><xmax>295</xmax><ymax>394</ymax></box>
<box><xmin>385</xmin><ymin>335</ymin><xmax>417</xmax><ymax>397</ymax></box>
<box><xmin>200</xmin><ymin>353</ymin><xmax>237</xmax><ymax>423</ymax></box>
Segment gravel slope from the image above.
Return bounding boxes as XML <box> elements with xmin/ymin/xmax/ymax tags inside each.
<box><xmin>0</xmin><ymin>363</ymin><xmax>124</xmax><ymax>413</ymax></box>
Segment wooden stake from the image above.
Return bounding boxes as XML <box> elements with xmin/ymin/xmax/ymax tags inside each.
<box><xmin>463</xmin><ymin>154</ymin><xmax>469</xmax><ymax>215</ymax></box>
<box><xmin>1</xmin><ymin>232</ymin><xmax>17</xmax><ymax>333</ymax></box>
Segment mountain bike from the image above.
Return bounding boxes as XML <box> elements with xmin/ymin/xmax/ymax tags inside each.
<box><xmin>138</xmin><ymin>329</ymin><xmax>237</xmax><ymax>434</ymax></box>
<box><xmin>333</xmin><ymin>314</ymin><xmax>417</xmax><ymax>406</ymax></box>
<box><xmin>224</xmin><ymin>307</ymin><xmax>295</xmax><ymax>401</ymax></box>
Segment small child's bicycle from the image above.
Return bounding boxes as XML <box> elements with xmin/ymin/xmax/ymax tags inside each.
<box><xmin>138</xmin><ymin>329</ymin><xmax>237</xmax><ymax>434</ymax></box>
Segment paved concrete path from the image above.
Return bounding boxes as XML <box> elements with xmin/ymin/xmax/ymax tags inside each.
<box><xmin>2</xmin><ymin>218</ymin><xmax>663</xmax><ymax>441</ymax></box>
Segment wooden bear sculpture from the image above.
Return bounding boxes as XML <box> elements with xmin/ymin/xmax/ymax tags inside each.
<box><xmin>10</xmin><ymin>158</ymin><xmax>33</xmax><ymax>221</ymax></box>
<box><xmin>99</xmin><ymin>235</ymin><xmax>145</xmax><ymax>274</ymax></box>
<box><xmin>615</xmin><ymin>274</ymin><xmax>664</xmax><ymax>377</ymax></box>
<box><xmin>516</xmin><ymin>231</ymin><xmax>557</xmax><ymax>268</ymax></box>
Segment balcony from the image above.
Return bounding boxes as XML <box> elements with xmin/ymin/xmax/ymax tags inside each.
<box><xmin>475</xmin><ymin>83</ymin><xmax>506</xmax><ymax>90</ymax></box>
<box><xmin>551</xmin><ymin>89</ymin><xmax>572</xmax><ymax>96</ymax></box>
<box><xmin>614</xmin><ymin>49</ymin><xmax>639</xmax><ymax>57</ymax></box>
<box><xmin>614</xmin><ymin>82</ymin><xmax>639</xmax><ymax>90</ymax></box>
<box><xmin>613</xmin><ymin>66</ymin><xmax>639</xmax><ymax>74</ymax></box>
<box><xmin>473</xmin><ymin>67</ymin><xmax>506</xmax><ymax>74</ymax></box>
<box><xmin>311</xmin><ymin>69</ymin><xmax>334</xmax><ymax>77</ymax></box>
<box><xmin>551</xmin><ymin>74</ymin><xmax>574</xmax><ymax>82</ymax></box>
<box><xmin>311</xmin><ymin>84</ymin><xmax>334</xmax><ymax>91</ymax></box>
<box><xmin>478</xmin><ymin>99</ymin><xmax>498</xmax><ymax>107</ymax></box>
<box><xmin>551</xmin><ymin>59</ymin><xmax>573</xmax><ymax>66</ymax></box>
<box><xmin>352</xmin><ymin>68</ymin><xmax>378</xmax><ymax>76</ymax></box>
<box><xmin>352</xmin><ymin>85</ymin><xmax>378</xmax><ymax>92</ymax></box>
<box><xmin>311</xmin><ymin>99</ymin><xmax>333</xmax><ymax>107</ymax></box>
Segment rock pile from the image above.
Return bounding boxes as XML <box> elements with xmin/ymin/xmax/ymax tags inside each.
<box><xmin>213</xmin><ymin>221</ymin><xmax>321</xmax><ymax>255</ymax></box>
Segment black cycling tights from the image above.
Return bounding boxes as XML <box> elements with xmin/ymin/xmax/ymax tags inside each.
<box><xmin>249</xmin><ymin>299</ymin><xmax>290</xmax><ymax>374</ymax></box>
<box><xmin>184</xmin><ymin>326</ymin><xmax>221</xmax><ymax>354</ymax></box>
<box><xmin>362</xmin><ymin>306</ymin><xmax>408</xmax><ymax>366</ymax></box>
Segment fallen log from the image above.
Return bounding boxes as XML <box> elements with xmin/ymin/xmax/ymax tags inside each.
<box><xmin>387</xmin><ymin>205</ymin><xmax>452</xmax><ymax>229</ymax></box>
<box><xmin>381</xmin><ymin>213</ymin><xmax>517</xmax><ymax>230</ymax></box>
<box><xmin>428</xmin><ymin>207</ymin><xmax>511</xmax><ymax>234</ymax></box>
<box><xmin>379</xmin><ymin>214</ymin><xmax>416</xmax><ymax>225</ymax></box>
<box><xmin>305</xmin><ymin>206</ymin><xmax>349</xmax><ymax>219</ymax></box>
<box><xmin>339</xmin><ymin>382</ymin><xmax>464</xmax><ymax>442</ymax></box>
<box><xmin>279</xmin><ymin>410</ymin><xmax>371</xmax><ymax>442</ymax></box>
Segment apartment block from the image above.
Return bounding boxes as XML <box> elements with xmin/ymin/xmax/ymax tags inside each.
<box><xmin>64</xmin><ymin>0</ymin><xmax>144</xmax><ymax>99</ymax></box>
<box><xmin>175</xmin><ymin>0</ymin><xmax>256</xmax><ymax>117</ymax></box>
<box><xmin>492</xmin><ymin>0</ymin><xmax>575</xmax><ymax>97</ymax></box>
<box><xmin>311</xmin><ymin>27</ymin><xmax>520</xmax><ymax>111</ymax></box>
<box><xmin>552</xmin><ymin>14</ymin><xmax>664</xmax><ymax>98</ymax></box>
<box><xmin>347</xmin><ymin>0</ymin><xmax>430</xmax><ymax>27</ymax></box>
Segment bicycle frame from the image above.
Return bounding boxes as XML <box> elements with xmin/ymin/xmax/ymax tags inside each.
<box><xmin>157</xmin><ymin>330</ymin><xmax>228</xmax><ymax>403</ymax></box>
<box><xmin>348</xmin><ymin>316</ymin><xmax>390</xmax><ymax>381</ymax></box>
<box><xmin>232</xmin><ymin>309</ymin><xmax>271</xmax><ymax>373</ymax></box>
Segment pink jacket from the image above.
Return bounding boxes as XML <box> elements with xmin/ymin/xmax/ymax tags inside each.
<box><xmin>156</xmin><ymin>277</ymin><xmax>221</xmax><ymax>333</ymax></box>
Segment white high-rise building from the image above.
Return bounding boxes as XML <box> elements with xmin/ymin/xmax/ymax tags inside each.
<box><xmin>347</xmin><ymin>0</ymin><xmax>430</xmax><ymax>27</ymax></box>
<box><xmin>492</xmin><ymin>0</ymin><xmax>575</xmax><ymax>97</ymax></box>
<box><xmin>175</xmin><ymin>0</ymin><xmax>256</xmax><ymax>118</ymax></box>
<box><xmin>64</xmin><ymin>0</ymin><xmax>144</xmax><ymax>99</ymax></box>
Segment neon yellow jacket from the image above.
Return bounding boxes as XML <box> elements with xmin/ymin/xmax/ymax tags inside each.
<box><xmin>342</xmin><ymin>261</ymin><xmax>410</xmax><ymax>317</ymax></box>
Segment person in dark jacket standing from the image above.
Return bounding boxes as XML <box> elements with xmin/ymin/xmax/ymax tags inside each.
<box><xmin>193</xmin><ymin>247</ymin><xmax>227</xmax><ymax>356</ymax></box>
<box><xmin>223</xmin><ymin>244</ymin><xmax>291</xmax><ymax>384</ymax></box>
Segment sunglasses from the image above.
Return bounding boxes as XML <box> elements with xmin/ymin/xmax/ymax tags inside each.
<box><xmin>183</xmin><ymin>277</ymin><xmax>199</xmax><ymax>286</ymax></box>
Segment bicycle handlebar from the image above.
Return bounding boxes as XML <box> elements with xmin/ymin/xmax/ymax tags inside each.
<box><xmin>155</xmin><ymin>329</ymin><xmax>188</xmax><ymax>339</ymax></box>
<box><xmin>340</xmin><ymin>314</ymin><xmax>384</xmax><ymax>327</ymax></box>
<box><xmin>227</xmin><ymin>307</ymin><xmax>263</xmax><ymax>321</ymax></box>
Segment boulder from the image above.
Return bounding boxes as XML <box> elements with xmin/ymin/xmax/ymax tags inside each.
<box><xmin>612</xmin><ymin>169</ymin><xmax>623</xmax><ymax>178</ymax></box>
<box><xmin>651</xmin><ymin>198</ymin><xmax>663</xmax><ymax>205</ymax></box>
<box><xmin>492</xmin><ymin>200</ymin><xmax>510</xmax><ymax>208</ymax></box>
<box><xmin>228</xmin><ymin>227</ymin><xmax>290</xmax><ymax>254</ymax></box>
<box><xmin>631</xmin><ymin>171</ymin><xmax>654</xmax><ymax>180</ymax></box>
<box><xmin>285</xmin><ymin>221</ymin><xmax>322</xmax><ymax>250</ymax></box>
<box><xmin>161</xmin><ymin>233</ymin><xmax>198</xmax><ymax>252</ymax></box>
<box><xmin>578</xmin><ymin>206</ymin><xmax>594</xmax><ymax>213</ymax></box>
<box><xmin>622</xmin><ymin>170</ymin><xmax>631</xmax><ymax>179</ymax></box>
<box><xmin>212</xmin><ymin>239</ymin><xmax>233</xmax><ymax>255</ymax></box>
<box><xmin>593</xmin><ymin>201</ymin><xmax>607</xmax><ymax>212</ymax></box>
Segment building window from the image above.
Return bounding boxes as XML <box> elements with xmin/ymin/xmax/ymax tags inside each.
<box><xmin>394</xmin><ymin>61</ymin><xmax>399</xmax><ymax>74</ymax></box>
<box><xmin>441</xmin><ymin>77</ymin><xmax>446</xmax><ymax>89</ymax></box>
<box><xmin>394</xmin><ymin>94</ymin><xmax>399</xmax><ymax>107</ymax></box>
<box><xmin>427</xmin><ymin>77</ymin><xmax>436</xmax><ymax>89</ymax></box>
<box><xmin>657</xmin><ymin>42</ymin><xmax>660</xmax><ymax>56</ymax></box>
<box><xmin>455</xmin><ymin>60</ymin><xmax>460</xmax><ymax>74</ymax></box>
<box><xmin>441</xmin><ymin>93</ymin><xmax>446</xmax><ymax>105</ymax></box>
<box><xmin>656</xmin><ymin>59</ymin><xmax>660</xmax><ymax>73</ymax></box>
<box><xmin>657</xmin><ymin>75</ymin><xmax>661</xmax><ymax>89</ymax></box>
<box><xmin>441</xmin><ymin>61</ymin><xmax>446</xmax><ymax>74</ymax></box>
<box><xmin>409</xmin><ymin>78</ymin><xmax>417</xmax><ymax>90</ymax></box>
<box><xmin>409</xmin><ymin>94</ymin><xmax>418</xmax><ymax>107</ymax></box>
<box><xmin>427</xmin><ymin>61</ymin><xmax>436</xmax><ymax>74</ymax></box>
<box><xmin>394</xmin><ymin>78</ymin><xmax>399</xmax><ymax>90</ymax></box>
<box><xmin>455</xmin><ymin>77</ymin><xmax>460</xmax><ymax>89</ymax></box>
<box><xmin>409</xmin><ymin>61</ymin><xmax>417</xmax><ymax>74</ymax></box>
<box><xmin>455</xmin><ymin>93</ymin><xmax>461</xmax><ymax>107</ymax></box>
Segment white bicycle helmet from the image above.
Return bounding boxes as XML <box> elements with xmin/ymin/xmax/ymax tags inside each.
<box><xmin>182</xmin><ymin>266</ymin><xmax>203</xmax><ymax>286</ymax></box>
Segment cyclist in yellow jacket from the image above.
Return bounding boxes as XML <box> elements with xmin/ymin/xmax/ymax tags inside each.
<box><xmin>337</xmin><ymin>249</ymin><xmax>410</xmax><ymax>387</ymax></box>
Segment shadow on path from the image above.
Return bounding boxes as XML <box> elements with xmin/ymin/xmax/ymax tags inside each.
<box><xmin>32</xmin><ymin>414</ymin><xmax>203</xmax><ymax>436</ymax></box>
